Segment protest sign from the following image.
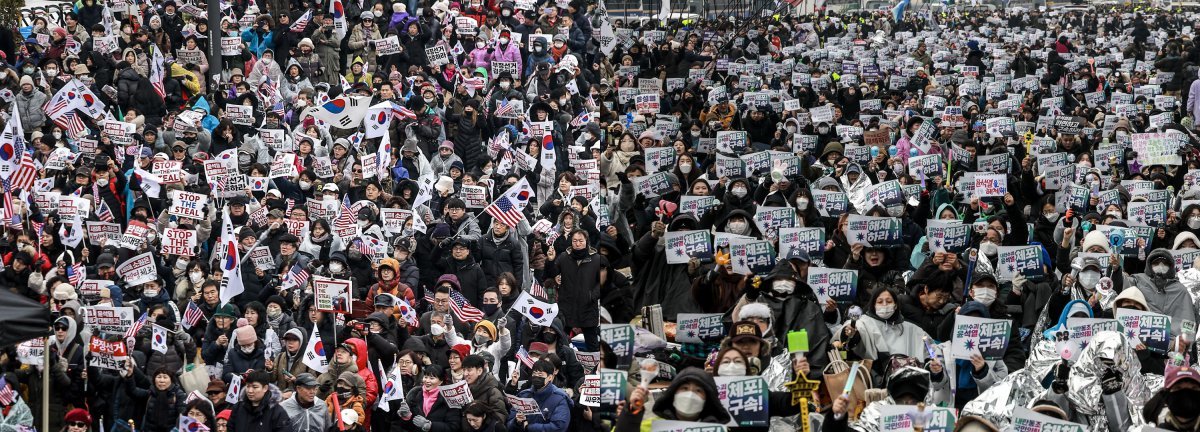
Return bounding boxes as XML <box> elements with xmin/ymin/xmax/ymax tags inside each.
<box><xmin>1129</xmin><ymin>201</ymin><xmax>1168</xmax><ymax>227</ymax></box>
<box><xmin>951</xmin><ymin>316</ymin><xmax>1012</xmax><ymax>361</ymax></box>
<box><xmin>221</xmin><ymin>37</ymin><xmax>242</xmax><ymax>55</ymax></box>
<box><xmin>972</xmin><ymin>174</ymin><xmax>1007</xmax><ymax>197</ymax></box>
<box><xmin>996</xmin><ymin>245</ymin><xmax>1045</xmax><ymax>278</ymax></box>
<box><xmin>227</xmin><ymin>104</ymin><xmax>254</xmax><ymax>125</ymax></box>
<box><xmin>925</xmin><ymin>220</ymin><xmax>971</xmax><ymax>254</ymax></box>
<box><xmin>581</xmin><ymin>375</ymin><xmax>600</xmax><ymax>407</ymax></box>
<box><xmin>116</xmin><ymin>252</ymin><xmax>157</xmax><ymax>285</ymax></box>
<box><xmin>601</xmin><ymin>324</ymin><xmax>634</xmax><ymax>369</ymax></box>
<box><xmin>777</xmin><ymin>227</ymin><xmax>825</xmax><ymax>261</ymax></box>
<box><xmin>635</xmin><ymin>94</ymin><xmax>660</xmax><ymax>114</ymax></box>
<box><xmin>600</xmin><ymin>368</ymin><xmax>628</xmax><ymax>412</ymax></box>
<box><xmin>645</xmin><ymin>146</ymin><xmax>677</xmax><ymax>173</ymax></box>
<box><xmin>664</xmin><ymin>230</ymin><xmax>713</xmax><ymax>264</ymax></box>
<box><xmin>88</xmin><ymin>335</ymin><xmax>128</xmax><ymax>370</ymax></box>
<box><xmin>169</xmin><ymin>190</ymin><xmax>208</xmax><ymax>219</ymax></box>
<box><xmin>460</xmin><ymin>185</ymin><xmax>488</xmax><ymax>208</ymax></box>
<box><xmin>1116</xmin><ymin>308</ymin><xmax>1171</xmax><ymax>353</ymax></box>
<box><xmin>16</xmin><ymin>338</ymin><xmax>44</xmax><ymax>367</ymax></box>
<box><xmin>438</xmin><ymin>381</ymin><xmax>473</xmax><ymax>408</ymax></box>
<box><xmin>82</xmin><ymin>306</ymin><xmax>135</xmax><ymax>335</ymax></box>
<box><xmin>811</xmin><ymin>189</ymin><xmax>849</xmax><ymax>217</ymax></box>
<box><xmin>877</xmin><ymin>405</ymin><xmax>956</xmax><ymax>432</ymax></box>
<box><xmin>1061</xmin><ymin>318</ymin><xmax>1122</xmax><ymax>360</ymax></box>
<box><xmin>270</xmin><ymin>152</ymin><xmax>298</xmax><ymax>178</ymax></box>
<box><xmin>907</xmin><ymin>153</ymin><xmax>943</xmax><ymax>178</ymax></box>
<box><xmin>715</xmin><ymin>131</ymin><xmax>748</xmax><ymax>154</ymax></box>
<box><xmin>730</xmin><ymin>239</ymin><xmax>775</xmax><ymax>275</ymax></box>
<box><xmin>751</xmin><ymin>206</ymin><xmax>796</xmax><ymax>240</ymax></box>
<box><xmin>679</xmin><ymin>195</ymin><xmax>718</xmax><ymax>220</ymax></box>
<box><xmin>845</xmin><ymin>215</ymin><xmax>903</xmax><ymax>247</ymax></box>
<box><xmin>1011</xmin><ymin>408</ymin><xmax>1086</xmax><ymax>432</ymax></box>
<box><xmin>1132</xmin><ymin>132</ymin><xmax>1183</xmax><ymax>165</ymax></box>
<box><xmin>649</xmin><ymin>420</ymin><xmax>728</xmax><ymax>432</ymax></box>
<box><xmin>85</xmin><ymin>221</ymin><xmax>122</xmax><ymax>246</ymax></box>
<box><xmin>425</xmin><ymin>45</ymin><xmax>450</xmax><ymax>66</ymax></box>
<box><xmin>161</xmin><ymin>228</ymin><xmax>197</xmax><ymax>256</ymax></box>
<box><xmin>633</xmin><ymin>172</ymin><xmax>672</xmax><ymax>197</ymax></box>
<box><xmin>374</xmin><ymin>35</ymin><xmax>401</xmax><ymax>55</ymax></box>
<box><xmin>313</xmin><ymin>276</ymin><xmax>353</xmax><ymax>314</ymax></box>
<box><xmin>714</xmin><ymin>376</ymin><xmax>768</xmax><ymax>427</ymax></box>
<box><xmin>807</xmin><ymin>267</ymin><xmax>858</xmax><ymax>304</ymax></box>
<box><xmin>506</xmin><ymin>394</ymin><xmax>542</xmax><ymax>418</ymax></box>
<box><xmin>977</xmin><ymin>153</ymin><xmax>1009</xmax><ymax>173</ymax></box>
<box><xmin>675</xmin><ymin>313</ymin><xmax>725</xmax><ymax>344</ymax></box>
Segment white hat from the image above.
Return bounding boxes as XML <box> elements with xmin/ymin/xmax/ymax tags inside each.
<box><xmin>738</xmin><ymin>302</ymin><xmax>772</xmax><ymax>321</ymax></box>
<box><xmin>340</xmin><ymin>409</ymin><xmax>359</xmax><ymax>425</ymax></box>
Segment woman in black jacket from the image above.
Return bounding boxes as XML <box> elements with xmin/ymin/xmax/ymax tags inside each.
<box><xmin>391</xmin><ymin>365</ymin><xmax>461</xmax><ymax>432</ymax></box>
<box><xmin>133</xmin><ymin>368</ymin><xmax>188</xmax><ymax>432</ymax></box>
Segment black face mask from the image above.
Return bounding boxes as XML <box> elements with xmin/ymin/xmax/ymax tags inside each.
<box><xmin>530</xmin><ymin>376</ymin><xmax>546</xmax><ymax>389</ymax></box>
<box><xmin>541</xmin><ymin>332</ymin><xmax>557</xmax><ymax>344</ymax></box>
<box><xmin>481</xmin><ymin>304</ymin><xmax>499</xmax><ymax>316</ymax></box>
<box><xmin>1168</xmin><ymin>389</ymin><xmax>1200</xmax><ymax>418</ymax></box>
<box><xmin>337</xmin><ymin>389</ymin><xmax>352</xmax><ymax>401</ymax></box>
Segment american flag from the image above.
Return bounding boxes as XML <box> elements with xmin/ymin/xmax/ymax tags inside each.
<box><xmin>182</xmin><ymin>301</ymin><xmax>205</xmax><ymax>329</ymax></box>
<box><xmin>530</xmin><ymin>280</ymin><xmax>548</xmax><ymax>299</ymax></box>
<box><xmin>352</xmin><ymin>238</ymin><xmax>374</xmax><ymax>256</ymax></box>
<box><xmin>290</xmin><ymin>9</ymin><xmax>313</xmax><ymax>32</ymax></box>
<box><xmin>463</xmin><ymin>77</ymin><xmax>486</xmax><ymax>90</ymax></box>
<box><xmin>67</xmin><ymin>262</ymin><xmax>84</xmax><ymax>287</ymax></box>
<box><xmin>484</xmin><ymin>196</ymin><xmax>524</xmax><ymax>228</ymax></box>
<box><xmin>390</xmin><ymin>103</ymin><xmax>417</xmax><ymax>120</ymax></box>
<box><xmin>0</xmin><ymin>376</ymin><xmax>16</xmax><ymax>405</ymax></box>
<box><xmin>270</xmin><ymin>101</ymin><xmax>286</xmax><ymax>117</ymax></box>
<box><xmin>516</xmin><ymin>345</ymin><xmax>535</xmax><ymax>368</ymax></box>
<box><xmin>281</xmin><ymin>262</ymin><xmax>310</xmax><ymax>291</ymax></box>
<box><xmin>52</xmin><ymin>111</ymin><xmax>88</xmax><ymax>139</ymax></box>
<box><xmin>494</xmin><ymin>99</ymin><xmax>515</xmax><ymax>118</ymax></box>
<box><xmin>125</xmin><ymin>312</ymin><xmax>148</xmax><ymax>338</ymax></box>
<box><xmin>10</xmin><ymin>147</ymin><xmax>36</xmax><ymax>192</ymax></box>
<box><xmin>96</xmin><ymin>200</ymin><xmax>115</xmax><ymax>222</ymax></box>
<box><xmin>259</xmin><ymin>77</ymin><xmax>282</xmax><ymax>108</ymax></box>
<box><xmin>333</xmin><ymin>195</ymin><xmax>356</xmax><ymax>236</ymax></box>
<box><xmin>424</xmin><ymin>290</ymin><xmax>485</xmax><ymax>323</ymax></box>
<box><xmin>1</xmin><ymin>181</ymin><xmax>15</xmax><ymax>229</ymax></box>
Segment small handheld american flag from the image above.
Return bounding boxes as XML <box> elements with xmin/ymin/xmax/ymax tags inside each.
<box><xmin>0</xmin><ymin>376</ymin><xmax>16</xmax><ymax>406</ymax></box>
<box><xmin>182</xmin><ymin>302</ymin><xmax>205</xmax><ymax>330</ymax></box>
<box><xmin>125</xmin><ymin>312</ymin><xmax>148</xmax><ymax>339</ymax></box>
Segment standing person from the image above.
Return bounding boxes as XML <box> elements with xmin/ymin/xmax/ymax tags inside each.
<box><xmin>228</xmin><ymin>371</ymin><xmax>292</xmax><ymax>432</ymax></box>
<box><xmin>546</xmin><ymin>229</ymin><xmax>607</xmax><ymax>351</ymax></box>
<box><xmin>280</xmin><ymin>374</ymin><xmax>328</xmax><ymax>432</ymax></box>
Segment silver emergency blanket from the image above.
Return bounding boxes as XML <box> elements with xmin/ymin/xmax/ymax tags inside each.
<box><xmin>962</xmin><ymin>331</ymin><xmax>1164</xmax><ymax>432</ymax></box>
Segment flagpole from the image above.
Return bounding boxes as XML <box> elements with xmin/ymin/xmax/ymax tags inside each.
<box><xmin>42</xmin><ymin>335</ymin><xmax>49</xmax><ymax>432</ymax></box>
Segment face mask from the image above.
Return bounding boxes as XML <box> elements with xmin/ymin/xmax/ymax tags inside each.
<box><xmin>773</xmin><ymin>280</ymin><xmax>795</xmax><ymax>295</ymax></box>
<box><xmin>731</xmin><ymin>187</ymin><xmax>747</xmax><ymax>198</ymax></box>
<box><xmin>337</xmin><ymin>390</ymin><xmax>352</xmax><ymax>400</ymax></box>
<box><xmin>691</xmin><ymin>130</ymin><xmax>701</xmax><ymax>137</ymax></box>
<box><xmin>358</xmin><ymin>220</ymin><xmax>369</xmax><ymax>228</ymax></box>
<box><xmin>143</xmin><ymin>287</ymin><xmax>160</xmax><ymax>297</ymax></box>
<box><xmin>481</xmin><ymin>304</ymin><xmax>498</xmax><ymax>315</ymax></box>
<box><xmin>1167</xmin><ymin>389</ymin><xmax>1200</xmax><ymax>418</ymax></box>
<box><xmin>329</xmin><ymin>262</ymin><xmax>345</xmax><ymax>273</ymax></box>
<box><xmin>717</xmin><ymin>362</ymin><xmax>747</xmax><ymax>376</ymax></box>
<box><xmin>498</xmin><ymin>37</ymin><xmax>509</xmax><ymax>44</ymax></box>
<box><xmin>1153</xmin><ymin>263</ymin><xmax>1172</xmax><ymax>276</ymax></box>
<box><xmin>530</xmin><ymin>376</ymin><xmax>546</xmax><ymax>389</ymax></box>
<box><xmin>887</xmin><ymin>206</ymin><xmax>904</xmax><ymax>217</ymax></box>
<box><xmin>482</xmin><ymin>166</ymin><xmax>493</xmax><ymax>175</ymax></box>
<box><xmin>241</xmin><ymin>345</ymin><xmax>256</xmax><ymax>354</ymax></box>
<box><xmin>97</xmin><ymin>178</ymin><xmax>109</xmax><ymax>187</ymax></box>
<box><xmin>1189</xmin><ymin>217</ymin><xmax>1200</xmax><ymax>230</ymax></box>
<box><xmin>373</xmin><ymin>10</ymin><xmax>383</xmax><ymax>17</ymax></box>
<box><xmin>499</xmin><ymin>82</ymin><xmax>511</xmax><ymax>89</ymax></box>
<box><xmin>299</xmin><ymin>181</ymin><xmax>312</xmax><ymax>190</ymax></box>
<box><xmin>424</xmin><ymin>97</ymin><xmax>435</xmax><ymax>104</ymax></box>
<box><xmin>1107</xmin><ymin>211</ymin><xmax>1122</xmax><ymax>219</ymax></box>
<box><xmin>876</xmin><ymin>304</ymin><xmax>896</xmax><ymax>319</ymax></box>
<box><xmin>973</xmin><ymin>287</ymin><xmax>996</xmax><ymax>306</ymax></box>
<box><xmin>1044</xmin><ymin>212</ymin><xmax>1060</xmax><ymax>223</ymax></box>
<box><xmin>680</xmin><ymin>164</ymin><xmax>692</xmax><ymax>174</ymax></box>
<box><xmin>22</xmin><ymin>67</ymin><xmax>34</xmax><ymax>75</ymax></box>
<box><xmin>673</xmin><ymin>390</ymin><xmax>706</xmax><ymax>417</ymax></box>
<box><xmin>45</xmin><ymin>68</ymin><xmax>58</xmax><ymax>76</ymax></box>
<box><xmin>559</xmin><ymin>98</ymin><xmax>569</xmax><ymax>106</ymax></box>
<box><xmin>727</xmin><ymin>221</ymin><xmax>749</xmax><ymax>235</ymax></box>
<box><xmin>786</xmin><ymin>126</ymin><xmax>796</xmax><ymax>134</ymax></box>
<box><xmin>175</xmin><ymin>258</ymin><xmax>190</xmax><ymax>270</ymax></box>
<box><xmin>474</xmin><ymin>333</ymin><xmax>490</xmax><ymax>345</ymax></box>
<box><xmin>190</xmin><ymin>272</ymin><xmax>204</xmax><ymax>284</ymax></box>
<box><xmin>554</xmin><ymin>41</ymin><xmax>565</xmax><ymax>48</ymax></box>
<box><xmin>980</xmin><ymin>241</ymin><xmax>999</xmax><ymax>257</ymax></box>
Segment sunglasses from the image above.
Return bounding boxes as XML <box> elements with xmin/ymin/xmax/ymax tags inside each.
<box><xmin>69</xmin><ymin>422</ymin><xmax>88</xmax><ymax>427</ymax></box>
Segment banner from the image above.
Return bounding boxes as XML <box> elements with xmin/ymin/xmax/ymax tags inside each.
<box><xmin>807</xmin><ymin>267</ymin><xmax>858</xmax><ymax>304</ymax></box>
<box><xmin>751</xmin><ymin>207</ymin><xmax>797</xmax><ymax>240</ymax></box>
<box><xmin>649</xmin><ymin>420</ymin><xmax>728</xmax><ymax>432</ymax></box>
<box><xmin>88</xmin><ymin>335</ymin><xmax>128</xmax><ymax>370</ymax></box>
<box><xmin>714</xmin><ymin>376</ymin><xmax>768</xmax><ymax>427</ymax></box>
<box><xmin>1116</xmin><ymin>308</ymin><xmax>1171</xmax><ymax>353</ymax></box>
<box><xmin>877</xmin><ymin>405</ymin><xmax>956</xmax><ymax>432</ymax></box>
<box><xmin>227</xmin><ymin>104</ymin><xmax>254</xmax><ymax>125</ymax></box>
<box><xmin>996</xmin><ymin>245</ymin><xmax>1044</xmax><ymax>279</ymax></box>
<box><xmin>82</xmin><ymin>306</ymin><xmax>135</xmax><ymax>335</ymax></box>
<box><xmin>664</xmin><ymin>230</ymin><xmax>713</xmax><ymax>264</ymax></box>
<box><xmin>438</xmin><ymin>381</ymin><xmax>473</xmax><ymax>408</ymax></box>
<box><xmin>951</xmin><ymin>316</ymin><xmax>1012</xmax><ymax>361</ymax></box>
<box><xmin>461</xmin><ymin>185</ymin><xmax>488</xmax><ymax>208</ymax></box>
<box><xmin>313</xmin><ymin>276</ymin><xmax>352</xmax><ymax>314</ymax></box>
<box><xmin>675</xmin><ymin>313</ymin><xmax>725</xmax><ymax>344</ymax></box>
<box><xmin>506</xmin><ymin>394</ymin><xmax>542</xmax><ymax>418</ymax></box>
<box><xmin>811</xmin><ymin>189</ymin><xmax>849</xmax><ymax>217</ymax></box>
<box><xmin>160</xmin><ymin>228</ymin><xmax>197</xmax><ymax>256</ymax></box>
<box><xmin>374</xmin><ymin>35</ymin><xmax>401</xmax><ymax>55</ymax></box>
<box><xmin>1012</xmin><ymin>407</ymin><xmax>1086</xmax><ymax>432</ymax></box>
<box><xmin>116</xmin><ymin>252</ymin><xmax>157</xmax><ymax>285</ymax></box>
<box><xmin>926</xmin><ymin>220</ymin><xmax>970</xmax><ymax>253</ymax></box>
<box><xmin>169</xmin><ymin>190</ymin><xmax>209</xmax><ymax>219</ymax></box>
<box><xmin>777</xmin><ymin>227</ymin><xmax>824</xmax><ymax>261</ymax></box>
<box><xmin>845</xmin><ymin>215</ymin><xmax>903</xmax><ymax>247</ymax></box>
<box><xmin>1132</xmin><ymin>132</ymin><xmax>1183</xmax><ymax>166</ymax></box>
<box><xmin>1060</xmin><ymin>318</ymin><xmax>1122</xmax><ymax>361</ymax></box>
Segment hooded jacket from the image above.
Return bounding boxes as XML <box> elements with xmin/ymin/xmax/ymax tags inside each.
<box><xmin>1130</xmin><ymin>248</ymin><xmax>1198</xmax><ymax>337</ymax></box>
<box><xmin>279</xmin><ymin>390</ymin><xmax>328</xmax><ymax>432</ymax></box>
<box><xmin>614</xmin><ymin>367</ymin><xmax>732</xmax><ymax>431</ymax></box>
<box><xmin>469</xmin><ymin>372</ymin><xmax>508</xmax><ymax>426</ymax></box>
<box><xmin>345</xmin><ymin>338</ymin><xmax>379</xmax><ymax>410</ymax></box>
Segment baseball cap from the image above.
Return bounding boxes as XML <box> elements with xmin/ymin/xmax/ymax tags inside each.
<box><xmin>294</xmin><ymin>373</ymin><xmax>319</xmax><ymax>387</ymax></box>
<box><xmin>529</xmin><ymin>342</ymin><xmax>551</xmax><ymax>354</ymax></box>
<box><xmin>730</xmin><ymin>320</ymin><xmax>763</xmax><ymax>343</ymax></box>
<box><xmin>1167</xmin><ymin>365</ymin><xmax>1200</xmax><ymax>388</ymax></box>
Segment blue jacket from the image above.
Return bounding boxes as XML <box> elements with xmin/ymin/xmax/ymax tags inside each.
<box><xmin>507</xmin><ymin>383</ymin><xmax>572</xmax><ymax>432</ymax></box>
<box><xmin>241</xmin><ymin>28</ymin><xmax>277</xmax><ymax>58</ymax></box>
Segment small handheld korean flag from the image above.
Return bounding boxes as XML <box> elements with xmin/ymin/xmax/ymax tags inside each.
<box><xmin>514</xmin><ymin>291</ymin><xmax>559</xmax><ymax>327</ymax></box>
<box><xmin>151</xmin><ymin>324</ymin><xmax>168</xmax><ymax>354</ymax></box>
<box><xmin>178</xmin><ymin>414</ymin><xmax>210</xmax><ymax>432</ymax></box>
<box><xmin>225</xmin><ymin>374</ymin><xmax>243</xmax><ymax>404</ymax></box>
<box><xmin>303</xmin><ymin>324</ymin><xmax>329</xmax><ymax>373</ymax></box>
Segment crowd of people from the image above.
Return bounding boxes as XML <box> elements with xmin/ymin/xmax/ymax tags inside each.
<box><xmin>4</xmin><ymin>0</ymin><xmax>1200</xmax><ymax>430</ymax></box>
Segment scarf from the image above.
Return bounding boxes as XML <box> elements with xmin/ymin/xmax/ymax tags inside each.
<box><xmin>421</xmin><ymin>387</ymin><xmax>439</xmax><ymax>415</ymax></box>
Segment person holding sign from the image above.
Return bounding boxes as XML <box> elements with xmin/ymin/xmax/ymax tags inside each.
<box><xmin>506</xmin><ymin>359</ymin><xmax>572</xmax><ymax>432</ymax></box>
<box><xmin>393</xmin><ymin>364</ymin><xmax>461</xmax><ymax>432</ymax></box>
<box><xmin>835</xmin><ymin>288</ymin><xmax>932</xmax><ymax>378</ymax></box>
<box><xmin>616</xmin><ymin>367</ymin><xmax>732</xmax><ymax>431</ymax></box>
<box><xmin>929</xmin><ymin>302</ymin><xmax>1010</xmax><ymax>410</ymax></box>
<box><xmin>1129</xmin><ymin>249</ymin><xmax>1198</xmax><ymax>341</ymax></box>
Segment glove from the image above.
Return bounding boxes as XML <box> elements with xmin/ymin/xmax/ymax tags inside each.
<box><xmin>1011</xmin><ymin>274</ymin><xmax>1028</xmax><ymax>294</ymax></box>
<box><xmin>615</xmin><ymin>171</ymin><xmax>629</xmax><ymax>184</ymax></box>
<box><xmin>1100</xmin><ymin>367</ymin><xmax>1123</xmax><ymax>395</ymax></box>
<box><xmin>496</xmin><ymin>316</ymin><xmax>508</xmax><ymax>330</ymax></box>
<box><xmin>412</xmin><ymin>415</ymin><xmax>432</xmax><ymax>431</ymax></box>
<box><xmin>397</xmin><ymin>400</ymin><xmax>412</xmax><ymax>418</ymax></box>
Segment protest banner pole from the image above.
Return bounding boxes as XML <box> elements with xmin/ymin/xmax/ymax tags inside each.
<box><xmin>42</xmin><ymin>335</ymin><xmax>49</xmax><ymax>432</ymax></box>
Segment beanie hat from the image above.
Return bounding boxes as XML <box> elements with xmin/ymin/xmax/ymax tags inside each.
<box><xmin>475</xmin><ymin>320</ymin><xmax>497</xmax><ymax>340</ymax></box>
<box><xmin>235</xmin><ymin>325</ymin><xmax>258</xmax><ymax>346</ymax></box>
<box><xmin>65</xmin><ymin>409</ymin><xmax>92</xmax><ymax>425</ymax></box>
<box><xmin>1081</xmin><ymin>230</ymin><xmax>1110</xmax><ymax>254</ymax></box>
<box><xmin>19</xmin><ymin>75</ymin><xmax>32</xmax><ymax>87</ymax></box>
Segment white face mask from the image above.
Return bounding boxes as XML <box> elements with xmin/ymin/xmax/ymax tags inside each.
<box><xmin>1078</xmin><ymin>270</ymin><xmax>1100</xmax><ymax>289</ymax></box>
<box><xmin>796</xmin><ymin>198</ymin><xmax>809</xmax><ymax>209</ymax></box>
<box><xmin>241</xmin><ymin>345</ymin><xmax>255</xmax><ymax>354</ymax></box>
<box><xmin>97</xmin><ymin>178</ymin><xmax>109</xmax><ymax>187</ymax></box>
<box><xmin>672</xmin><ymin>391</ymin><xmax>706</xmax><ymax>417</ymax></box>
<box><xmin>424</xmin><ymin>97</ymin><xmax>435</xmax><ymax>104</ymax></box>
<box><xmin>189</xmin><ymin>272</ymin><xmax>204</xmax><ymax>284</ymax></box>
<box><xmin>1153</xmin><ymin>263</ymin><xmax>1172</xmax><ymax>276</ymax></box>
<box><xmin>727</xmin><ymin>221</ymin><xmax>749</xmax><ymax>235</ymax></box>
<box><xmin>1044</xmin><ymin>212</ymin><xmax>1059</xmax><ymax>223</ymax></box>
<box><xmin>773</xmin><ymin>280</ymin><xmax>795</xmax><ymax>295</ymax></box>
<box><xmin>299</xmin><ymin>181</ymin><xmax>312</xmax><ymax>190</ymax></box>
<box><xmin>1188</xmin><ymin>216</ymin><xmax>1200</xmax><ymax>230</ymax></box>
<box><xmin>329</xmin><ymin>262</ymin><xmax>345</xmax><ymax>273</ymax></box>
<box><xmin>358</xmin><ymin>220</ymin><xmax>369</xmax><ymax>228</ymax></box>
<box><xmin>498</xmin><ymin>37</ymin><xmax>509</xmax><ymax>44</ymax></box>
<box><xmin>980</xmin><ymin>241</ymin><xmax>999</xmax><ymax>257</ymax></box>
<box><xmin>717</xmin><ymin>362</ymin><xmax>747</xmax><ymax>376</ymax></box>
<box><xmin>499</xmin><ymin>82</ymin><xmax>511</xmax><ymax>89</ymax></box>
<box><xmin>679</xmin><ymin>164</ymin><xmax>692</xmax><ymax>174</ymax></box>
<box><xmin>143</xmin><ymin>287</ymin><xmax>160</xmax><ymax>297</ymax></box>
<box><xmin>1107</xmin><ymin>210</ymin><xmax>1122</xmax><ymax>219</ymax></box>
<box><xmin>973</xmin><ymin>287</ymin><xmax>996</xmax><ymax>306</ymax></box>
<box><xmin>731</xmin><ymin>187</ymin><xmax>747</xmax><ymax>198</ymax></box>
<box><xmin>876</xmin><ymin>304</ymin><xmax>896</xmax><ymax>319</ymax></box>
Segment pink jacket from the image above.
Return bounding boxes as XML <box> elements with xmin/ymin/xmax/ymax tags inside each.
<box><xmin>487</xmin><ymin>43</ymin><xmax>523</xmax><ymax>79</ymax></box>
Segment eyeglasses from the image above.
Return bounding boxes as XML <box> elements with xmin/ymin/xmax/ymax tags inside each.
<box><xmin>68</xmin><ymin>422</ymin><xmax>88</xmax><ymax>427</ymax></box>
<box><xmin>207</xmin><ymin>391</ymin><xmax>222</xmax><ymax>395</ymax></box>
